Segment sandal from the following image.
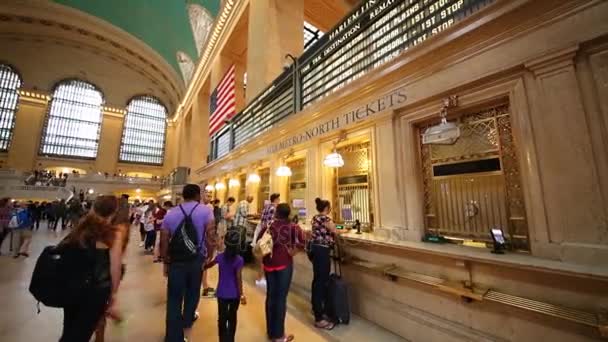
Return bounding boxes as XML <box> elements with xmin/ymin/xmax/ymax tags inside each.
<box><xmin>274</xmin><ymin>335</ymin><xmax>294</xmax><ymax>342</ymax></box>
<box><xmin>314</xmin><ymin>320</ymin><xmax>335</xmax><ymax>331</ymax></box>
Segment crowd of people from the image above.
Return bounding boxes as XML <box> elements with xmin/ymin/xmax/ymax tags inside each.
<box><xmin>24</xmin><ymin>169</ymin><xmax>70</xmax><ymax>186</ymax></box>
<box><xmin>0</xmin><ymin>183</ymin><xmax>345</xmax><ymax>342</ymax></box>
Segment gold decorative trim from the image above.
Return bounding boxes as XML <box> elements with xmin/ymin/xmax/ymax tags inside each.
<box><xmin>17</xmin><ymin>89</ymin><xmax>50</xmax><ymax>102</ymax></box>
<box><xmin>102</xmin><ymin>106</ymin><xmax>126</xmax><ymax>115</ymax></box>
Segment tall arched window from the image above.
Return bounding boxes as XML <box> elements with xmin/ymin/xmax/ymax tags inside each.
<box><xmin>119</xmin><ymin>96</ymin><xmax>167</xmax><ymax>165</ymax></box>
<box><xmin>0</xmin><ymin>64</ymin><xmax>23</xmax><ymax>151</ymax></box>
<box><xmin>40</xmin><ymin>79</ymin><xmax>104</xmax><ymax>159</ymax></box>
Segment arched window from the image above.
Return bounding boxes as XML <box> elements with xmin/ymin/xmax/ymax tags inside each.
<box><xmin>0</xmin><ymin>64</ymin><xmax>23</xmax><ymax>151</ymax></box>
<box><xmin>40</xmin><ymin>79</ymin><xmax>103</xmax><ymax>159</ymax></box>
<box><xmin>119</xmin><ymin>95</ymin><xmax>167</xmax><ymax>165</ymax></box>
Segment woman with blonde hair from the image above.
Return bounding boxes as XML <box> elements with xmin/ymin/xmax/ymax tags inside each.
<box><xmin>58</xmin><ymin>195</ymin><xmax>126</xmax><ymax>342</ymax></box>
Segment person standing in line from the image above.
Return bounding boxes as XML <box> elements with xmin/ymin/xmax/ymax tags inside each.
<box><xmin>310</xmin><ymin>198</ymin><xmax>343</xmax><ymax>330</ymax></box>
<box><xmin>153</xmin><ymin>201</ymin><xmax>171</xmax><ymax>263</ymax></box>
<box><xmin>253</xmin><ymin>193</ymin><xmax>280</xmax><ymax>287</ymax></box>
<box><xmin>11</xmin><ymin>201</ymin><xmax>34</xmax><ymax>258</ymax></box>
<box><xmin>259</xmin><ymin>203</ymin><xmax>305</xmax><ymax>342</ymax></box>
<box><xmin>159</xmin><ymin>184</ymin><xmax>216</xmax><ymax>342</ymax></box>
<box><xmin>59</xmin><ymin>196</ymin><xmax>126</xmax><ymax>342</ymax></box>
<box><xmin>218</xmin><ymin>197</ymin><xmax>236</xmax><ymax>253</ymax></box>
<box><xmin>138</xmin><ymin>200</ymin><xmax>151</xmax><ymax>247</ymax></box>
<box><xmin>201</xmin><ymin>191</ymin><xmax>216</xmax><ymax>298</ymax></box>
<box><xmin>204</xmin><ymin>231</ymin><xmax>246</xmax><ymax>342</ymax></box>
<box><xmin>0</xmin><ymin>198</ymin><xmax>11</xmax><ymax>255</ymax></box>
<box><xmin>232</xmin><ymin>195</ymin><xmax>253</xmax><ymax>259</ymax></box>
<box><xmin>143</xmin><ymin>203</ymin><xmax>156</xmax><ymax>252</ymax></box>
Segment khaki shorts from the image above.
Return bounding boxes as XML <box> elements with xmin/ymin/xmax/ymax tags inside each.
<box><xmin>22</xmin><ymin>229</ymin><xmax>33</xmax><ymax>239</ymax></box>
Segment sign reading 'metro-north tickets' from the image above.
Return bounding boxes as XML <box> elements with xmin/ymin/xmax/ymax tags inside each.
<box><xmin>267</xmin><ymin>88</ymin><xmax>407</xmax><ymax>154</ymax></box>
<box><xmin>299</xmin><ymin>0</ymin><xmax>494</xmax><ymax>107</ymax></box>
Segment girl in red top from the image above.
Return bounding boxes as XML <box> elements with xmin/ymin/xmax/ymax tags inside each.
<box><xmin>259</xmin><ymin>203</ymin><xmax>304</xmax><ymax>342</ymax></box>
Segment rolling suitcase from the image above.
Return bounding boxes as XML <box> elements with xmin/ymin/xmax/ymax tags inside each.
<box><xmin>328</xmin><ymin>241</ymin><xmax>350</xmax><ymax>324</ymax></box>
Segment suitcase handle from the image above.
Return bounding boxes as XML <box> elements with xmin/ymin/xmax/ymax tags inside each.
<box><xmin>332</xmin><ymin>240</ymin><xmax>342</xmax><ymax>277</ymax></box>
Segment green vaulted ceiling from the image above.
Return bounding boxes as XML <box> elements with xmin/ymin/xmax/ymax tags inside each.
<box><xmin>53</xmin><ymin>0</ymin><xmax>220</xmax><ymax>77</ymax></box>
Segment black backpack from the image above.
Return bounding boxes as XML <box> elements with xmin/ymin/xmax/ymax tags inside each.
<box><xmin>168</xmin><ymin>204</ymin><xmax>202</xmax><ymax>262</ymax></box>
<box><xmin>29</xmin><ymin>242</ymin><xmax>98</xmax><ymax>309</ymax></box>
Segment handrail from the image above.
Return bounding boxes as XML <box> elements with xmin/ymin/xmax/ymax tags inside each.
<box><xmin>349</xmin><ymin>258</ymin><xmax>607</xmax><ymax>336</ymax></box>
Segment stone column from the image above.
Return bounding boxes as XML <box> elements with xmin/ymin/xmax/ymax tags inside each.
<box><xmin>95</xmin><ymin>110</ymin><xmax>122</xmax><ymax>174</ymax></box>
<box><xmin>8</xmin><ymin>94</ymin><xmax>48</xmax><ymax>171</ymax></box>
<box><xmin>246</xmin><ymin>0</ymin><xmax>304</xmax><ymax>102</ymax></box>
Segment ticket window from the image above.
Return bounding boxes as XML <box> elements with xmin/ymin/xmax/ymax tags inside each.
<box><xmin>258</xmin><ymin>168</ymin><xmax>270</xmax><ymax>213</ymax></box>
<box><xmin>333</xmin><ymin>141</ymin><xmax>374</xmax><ymax>230</ymax></box>
<box><xmin>287</xmin><ymin>159</ymin><xmax>307</xmax><ymax>221</ymax></box>
<box><xmin>238</xmin><ymin>173</ymin><xmax>247</xmax><ymax>201</ymax></box>
<box><xmin>418</xmin><ymin>104</ymin><xmax>529</xmax><ymax>250</ymax></box>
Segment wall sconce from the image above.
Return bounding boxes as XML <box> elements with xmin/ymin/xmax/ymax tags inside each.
<box><xmin>323</xmin><ymin>131</ymin><xmax>347</xmax><ymax>168</ymax></box>
<box><xmin>215</xmin><ymin>182</ymin><xmax>226</xmax><ymax>190</ymax></box>
<box><xmin>204</xmin><ymin>185</ymin><xmax>214</xmax><ymax>192</ymax></box>
<box><xmin>276</xmin><ymin>150</ymin><xmax>294</xmax><ymax>177</ymax></box>
<box><xmin>88</xmin><ymin>188</ymin><xmax>94</xmax><ymax>194</ymax></box>
<box><xmin>247</xmin><ymin>173</ymin><xmax>261</xmax><ymax>183</ymax></box>
<box><xmin>228</xmin><ymin>179</ymin><xmax>240</xmax><ymax>188</ymax></box>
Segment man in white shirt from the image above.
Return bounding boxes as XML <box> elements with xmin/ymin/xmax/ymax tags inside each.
<box><xmin>138</xmin><ymin>200</ymin><xmax>152</xmax><ymax>247</ymax></box>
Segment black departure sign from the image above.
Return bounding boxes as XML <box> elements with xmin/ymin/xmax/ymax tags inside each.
<box><xmin>209</xmin><ymin>0</ymin><xmax>495</xmax><ymax>162</ymax></box>
<box><xmin>300</xmin><ymin>0</ymin><xmax>495</xmax><ymax>108</ymax></box>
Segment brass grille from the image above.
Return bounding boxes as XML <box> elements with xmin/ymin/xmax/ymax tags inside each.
<box><xmin>258</xmin><ymin>168</ymin><xmax>270</xmax><ymax>209</ymax></box>
<box><xmin>335</xmin><ymin>142</ymin><xmax>373</xmax><ymax>227</ymax></box>
<box><xmin>420</xmin><ymin>105</ymin><xmax>529</xmax><ymax>248</ymax></box>
<box><xmin>238</xmin><ymin>173</ymin><xmax>247</xmax><ymax>201</ymax></box>
<box><xmin>288</xmin><ymin>159</ymin><xmax>306</xmax><ymax>206</ymax></box>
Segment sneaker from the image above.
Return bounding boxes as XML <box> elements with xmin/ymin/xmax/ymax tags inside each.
<box><xmin>255</xmin><ymin>279</ymin><xmax>267</xmax><ymax>288</ymax></box>
<box><xmin>193</xmin><ymin>311</ymin><xmax>199</xmax><ymax>322</ymax></box>
<box><xmin>138</xmin><ymin>242</ymin><xmax>144</xmax><ymax>247</ymax></box>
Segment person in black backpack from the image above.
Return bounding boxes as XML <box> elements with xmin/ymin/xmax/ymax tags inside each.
<box><xmin>159</xmin><ymin>184</ymin><xmax>216</xmax><ymax>342</ymax></box>
<box><xmin>57</xmin><ymin>195</ymin><xmax>126</xmax><ymax>342</ymax></box>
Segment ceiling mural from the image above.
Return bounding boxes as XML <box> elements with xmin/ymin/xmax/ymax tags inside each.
<box><xmin>52</xmin><ymin>0</ymin><xmax>220</xmax><ymax>81</ymax></box>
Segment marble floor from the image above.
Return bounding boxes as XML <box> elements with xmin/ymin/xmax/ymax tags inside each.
<box><xmin>0</xmin><ymin>221</ymin><xmax>405</xmax><ymax>342</ymax></box>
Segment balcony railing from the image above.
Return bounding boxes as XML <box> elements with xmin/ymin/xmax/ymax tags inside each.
<box><xmin>208</xmin><ymin>0</ymin><xmax>496</xmax><ymax>162</ymax></box>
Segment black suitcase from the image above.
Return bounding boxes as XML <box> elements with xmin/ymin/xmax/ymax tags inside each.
<box><xmin>328</xmin><ymin>242</ymin><xmax>350</xmax><ymax>324</ymax></box>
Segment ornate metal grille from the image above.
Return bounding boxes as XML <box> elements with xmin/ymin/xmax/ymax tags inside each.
<box><xmin>420</xmin><ymin>104</ymin><xmax>529</xmax><ymax>249</ymax></box>
<box><xmin>287</xmin><ymin>159</ymin><xmax>306</xmax><ymax>208</ymax></box>
<box><xmin>40</xmin><ymin>79</ymin><xmax>103</xmax><ymax>159</ymax></box>
<box><xmin>238</xmin><ymin>173</ymin><xmax>247</xmax><ymax>201</ymax></box>
<box><xmin>258</xmin><ymin>168</ymin><xmax>270</xmax><ymax>210</ymax></box>
<box><xmin>0</xmin><ymin>64</ymin><xmax>22</xmax><ymax>152</ymax></box>
<box><xmin>335</xmin><ymin>142</ymin><xmax>374</xmax><ymax>227</ymax></box>
<box><xmin>119</xmin><ymin>96</ymin><xmax>167</xmax><ymax>165</ymax></box>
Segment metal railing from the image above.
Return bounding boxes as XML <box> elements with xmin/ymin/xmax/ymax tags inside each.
<box><xmin>208</xmin><ymin>0</ymin><xmax>496</xmax><ymax>162</ymax></box>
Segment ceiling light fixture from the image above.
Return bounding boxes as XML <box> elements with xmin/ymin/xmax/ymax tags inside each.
<box><xmin>228</xmin><ymin>179</ymin><xmax>240</xmax><ymax>187</ymax></box>
<box><xmin>422</xmin><ymin>96</ymin><xmax>460</xmax><ymax>145</ymax></box>
<box><xmin>215</xmin><ymin>182</ymin><xmax>226</xmax><ymax>190</ymax></box>
<box><xmin>247</xmin><ymin>173</ymin><xmax>261</xmax><ymax>183</ymax></box>
<box><xmin>323</xmin><ymin>131</ymin><xmax>347</xmax><ymax>168</ymax></box>
<box><xmin>276</xmin><ymin>150</ymin><xmax>295</xmax><ymax>177</ymax></box>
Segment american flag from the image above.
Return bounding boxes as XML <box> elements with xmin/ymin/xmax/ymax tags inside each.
<box><xmin>209</xmin><ymin>65</ymin><xmax>236</xmax><ymax>136</ymax></box>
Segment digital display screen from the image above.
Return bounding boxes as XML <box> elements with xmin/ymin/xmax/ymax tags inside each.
<box><xmin>491</xmin><ymin>228</ymin><xmax>505</xmax><ymax>244</ymax></box>
<box><xmin>341</xmin><ymin>208</ymin><xmax>353</xmax><ymax>221</ymax></box>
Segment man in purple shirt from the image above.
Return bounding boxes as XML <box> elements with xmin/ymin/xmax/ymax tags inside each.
<box><xmin>160</xmin><ymin>184</ymin><xmax>215</xmax><ymax>342</ymax></box>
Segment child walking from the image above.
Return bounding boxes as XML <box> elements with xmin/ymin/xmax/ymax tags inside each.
<box><xmin>205</xmin><ymin>231</ymin><xmax>246</xmax><ymax>342</ymax></box>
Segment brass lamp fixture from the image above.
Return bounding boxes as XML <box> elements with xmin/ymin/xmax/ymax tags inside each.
<box><xmin>276</xmin><ymin>150</ymin><xmax>295</xmax><ymax>177</ymax></box>
<box><xmin>324</xmin><ymin>131</ymin><xmax>347</xmax><ymax>168</ymax></box>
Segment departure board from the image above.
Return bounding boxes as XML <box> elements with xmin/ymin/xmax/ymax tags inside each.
<box><xmin>300</xmin><ymin>0</ymin><xmax>495</xmax><ymax>107</ymax></box>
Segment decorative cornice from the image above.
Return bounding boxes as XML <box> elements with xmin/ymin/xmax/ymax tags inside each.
<box><xmin>18</xmin><ymin>89</ymin><xmax>50</xmax><ymax>104</ymax></box>
<box><xmin>524</xmin><ymin>45</ymin><xmax>579</xmax><ymax>76</ymax></box>
<box><xmin>102</xmin><ymin>106</ymin><xmax>126</xmax><ymax>117</ymax></box>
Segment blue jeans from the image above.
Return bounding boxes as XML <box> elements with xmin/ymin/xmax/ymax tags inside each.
<box><xmin>265</xmin><ymin>264</ymin><xmax>293</xmax><ymax>339</ymax></box>
<box><xmin>165</xmin><ymin>255</ymin><xmax>204</xmax><ymax>342</ymax></box>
